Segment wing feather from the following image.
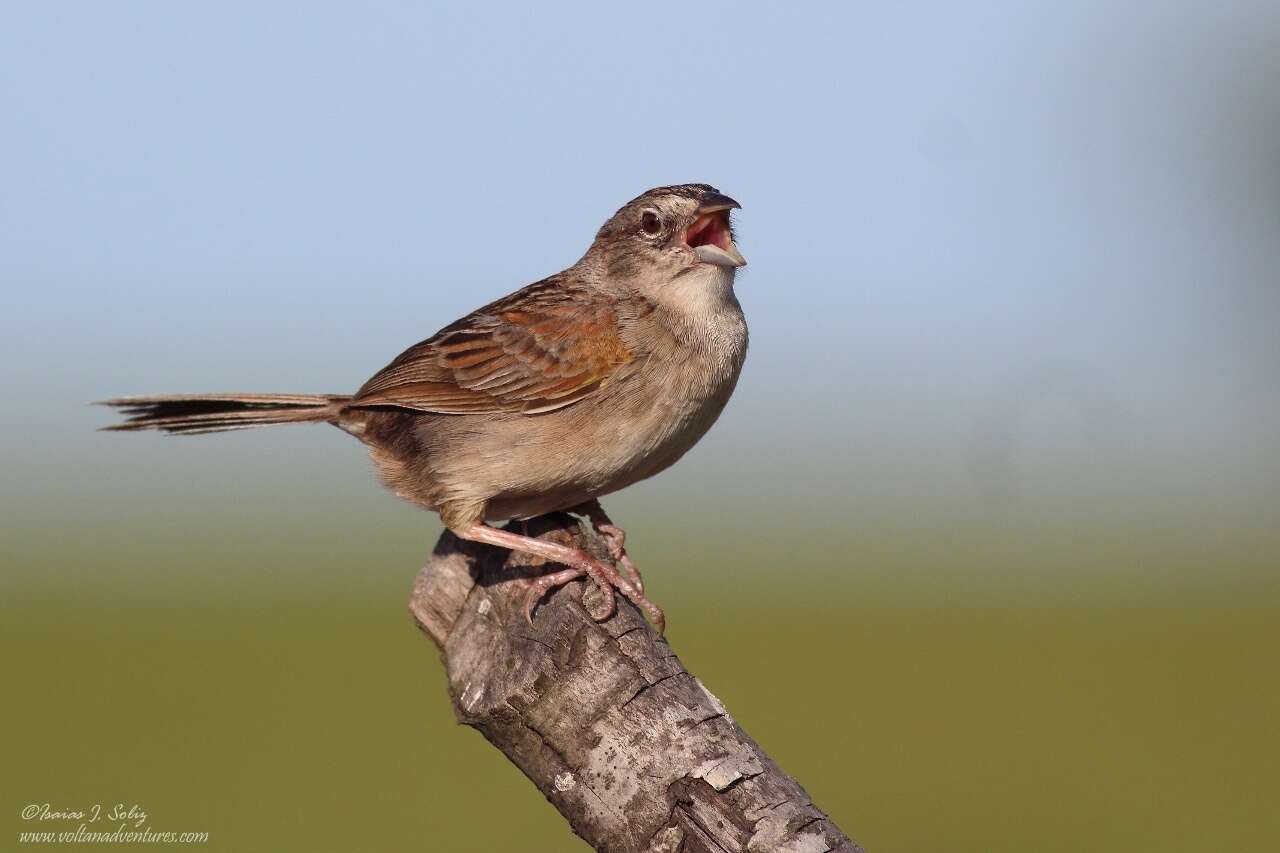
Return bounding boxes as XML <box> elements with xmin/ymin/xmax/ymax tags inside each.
<box><xmin>350</xmin><ymin>279</ymin><xmax>632</xmax><ymax>415</ymax></box>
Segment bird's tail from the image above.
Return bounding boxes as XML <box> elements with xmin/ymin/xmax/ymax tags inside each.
<box><xmin>97</xmin><ymin>393</ymin><xmax>351</xmax><ymax>435</ymax></box>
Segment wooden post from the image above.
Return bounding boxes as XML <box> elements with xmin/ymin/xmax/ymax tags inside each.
<box><xmin>410</xmin><ymin>512</ymin><xmax>862</xmax><ymax>853</ymax></box>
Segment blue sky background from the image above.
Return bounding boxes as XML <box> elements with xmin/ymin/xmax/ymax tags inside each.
<box><xmin>3</xmin><ymin>1</ymin><xmax>1278</xmax><ymax>583</ymax></box>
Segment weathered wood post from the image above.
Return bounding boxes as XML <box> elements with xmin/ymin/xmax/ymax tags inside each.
<box><xmin>410</xmin><ymin>512</ymin><xmax>861</xmax><ymax>853</ymax></box>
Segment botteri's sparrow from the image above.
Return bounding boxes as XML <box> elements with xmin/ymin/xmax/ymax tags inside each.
<box><xmin>102</xmin><ymin>184</ymin><xmax>750</xmax><ymax>632</ymax></box>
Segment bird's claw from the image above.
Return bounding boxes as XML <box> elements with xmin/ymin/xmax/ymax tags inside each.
<box><xmin>522</xmin><ymin>555</ymin><xmax>664</xmax><ymax>634</ymax></box>
<box><xmin>522</xmin><ymin>566</ymin><xmax>593</xmax><ymax>626</ymax></box>
<box><xmin>595</xmin><ymin>521</ymin><xmax>645</xmax><ymax>595</ymax></box>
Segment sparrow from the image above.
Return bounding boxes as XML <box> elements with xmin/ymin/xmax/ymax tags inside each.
<box><xmin>100</xmin><ymin>184</ymin><xmax>749</xmax><ymax>633</ymax></box>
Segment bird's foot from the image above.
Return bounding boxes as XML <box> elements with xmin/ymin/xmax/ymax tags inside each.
<box><xmin>521</xmin><ymin>553</ymin><xmax>664</xmax><ymax>633</ymax></box>
<box><xmin>572</xmin><ymin>500</ymin><xmax>645</xmax><ymax>594</ymax></box>
<box><xmin>455</xmin><ymin>522</ymin><xmax>665</xmax><ymax>634</ymax></box>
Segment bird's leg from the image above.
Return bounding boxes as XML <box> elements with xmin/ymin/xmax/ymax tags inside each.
<box><xmin>570</xmin><ymin>500</ymin><xmax>644</xmax><ymax>595</ymax></box>
<box><xmin>453</xmin><ymin>523</ymin><xmax>665</xmax><ymax>633</ymax></box>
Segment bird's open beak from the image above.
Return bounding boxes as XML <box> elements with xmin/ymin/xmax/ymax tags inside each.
<box><xmin>686</xmin><ymin>194</ymin><xmax>746</xmax><ymax>267</ymax></box>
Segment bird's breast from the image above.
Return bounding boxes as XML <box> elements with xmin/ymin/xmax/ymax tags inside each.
<box><xmin>466</xmin><ymin>298</ymin><xmax>747</xmax><ymax>521</ymax></box>
<box><xmin>601</xmin><ymin>303</ymin><xmax>748</xmax><ymax>483</ymax></box>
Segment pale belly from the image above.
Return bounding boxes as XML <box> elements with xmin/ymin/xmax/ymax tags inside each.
<box><xmin>352</xmin><ymin>362</ymin><xmax>741</xmax><ymax>526</ymax></box>
<box><xmin>479</xmin><ymin>341</ymin><xmax>744</xmax><ymax>522</ymax></box>
<box><xmin>481</xmin><ymin>380</ymin><xmax>737</xmax><ymax>521</ymax></box>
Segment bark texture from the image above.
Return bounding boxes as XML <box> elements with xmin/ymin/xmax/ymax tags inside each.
<box><xmin>409</xmin><ymin>512</ymin><xmax>862</xmax><ymax>853</ymax></box>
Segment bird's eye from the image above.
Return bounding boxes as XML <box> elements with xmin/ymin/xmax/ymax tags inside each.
<box><xmin>640</xmin><ymin>210</ymin><xmax>663</xmax><ymax>236</ymax></box>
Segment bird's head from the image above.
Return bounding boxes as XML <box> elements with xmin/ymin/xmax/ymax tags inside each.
<box><xmin>589</xmin><ymin>184</ymin><xmax>745</xmax><ymax>286</ymax></box>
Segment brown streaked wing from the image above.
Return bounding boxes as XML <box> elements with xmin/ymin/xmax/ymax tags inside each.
<box><xmin>351</xmin><ymin>282</ymin><xmax>632</xmax><ymax>415</ymax></box>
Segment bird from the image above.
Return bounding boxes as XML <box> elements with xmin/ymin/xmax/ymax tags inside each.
<box><xmin>100</xmin><ymin>184</ymin><xmax>749</xmax><ymax>633</ymax></box>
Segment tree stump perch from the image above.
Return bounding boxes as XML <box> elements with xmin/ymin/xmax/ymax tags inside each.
<box><xmin>409</xmin><ymin>512</ymin><xmax>862</xmax><ymax>853</ymax></box>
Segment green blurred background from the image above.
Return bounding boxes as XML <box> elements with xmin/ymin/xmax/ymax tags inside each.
<box><xmin>4</xmin><ymin>2</ymin><xmax>1279</xmax><ymax>851</ymax></box>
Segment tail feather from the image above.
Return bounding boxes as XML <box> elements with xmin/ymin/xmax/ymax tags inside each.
<box><xmin>98</xmin><ymin>393</ymin><xmax>350</xmax><ymax>435</ymax></box>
